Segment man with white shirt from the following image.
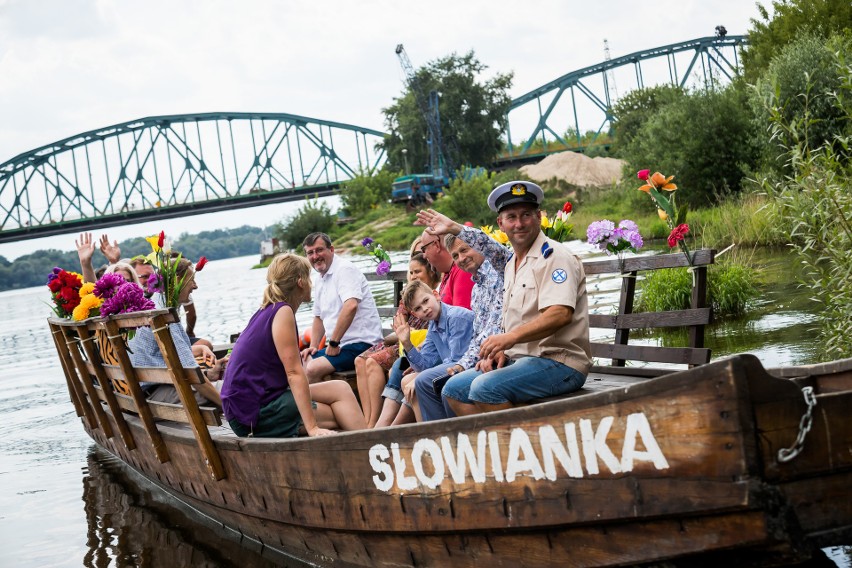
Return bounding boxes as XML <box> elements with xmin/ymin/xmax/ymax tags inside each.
<box><xmin>300</xmin><ymin>232</ymin><xmax>383</xmax><ymax>383</ymax></box>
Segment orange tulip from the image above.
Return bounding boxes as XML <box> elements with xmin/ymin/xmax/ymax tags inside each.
<box><xmin>650</xmin><ymin>171</ymin><xmax>677</xmax><ymax>191</ymax></box>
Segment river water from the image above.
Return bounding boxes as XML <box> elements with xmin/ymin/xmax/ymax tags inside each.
<box><xmin>0</xmin><ymin>251</ymin><xmax>848</xmax><ymax>567</ymax></box>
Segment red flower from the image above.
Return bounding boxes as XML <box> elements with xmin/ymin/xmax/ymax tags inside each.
<box><xmin>48</xmin><ymin>279</ymin><xmax>63</xmax><ymax>293</ymax></box>
<box><xmin>157</xmin><ymin>231</ymin><xmax>165</xmax><ymax>248</ymax></box>
<box><xmin>195</xmin><ymin>256</ymin><xmax>208</xmax><ymax>271</ymax></box>
<box><xmin>562</xmin><ymin>201</ymin><xmax>573</xmax><ymax>213</ymax></box>
<box><xmin>463</xmin><ymin>221</ymin><xmax>474</xmax><ymax>227</ymax></box>
<box><xmin>667</xmin><ymin>223</ymin><xmax>690</xmax><ymax>248</ymax></box>
<box><xmin>637</xmin><ymin>169</ymin><xmax>650</xmax><ymax>181</ymax></box>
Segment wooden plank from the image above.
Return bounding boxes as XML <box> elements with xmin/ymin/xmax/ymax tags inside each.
<box><xmin>48</xmin><ymin>320</ymin><xmax>90</xmax><ymax>423</ymax></box>
<box><xmin>60</xmin><ymin>326</ymin><xmax>114</xmax><ymax>439</ymax></box>
<box><xmin>103</xmin><ymin>318</ymin><xmax>171</xmax><ymax>464</ymax></box>
<box><xmin>590</xmin><ymin>308</ymin><xmax>712</xmax><ymax>330</ymax></box>
<box><xmin>151</xmin><ymin>313</ymin><xmax>225</xmax><ymax>480</ymax></box>
<box><xmin>689</xmin><ymin>264</ymin><xmax>710</xmax><ymax>360</ymax></box>
<box><xmin>92</xmin><ymin>386</ymin><xmax>222</xmax><ymax>426</ymax></box>
<box><xmin>77</xmin><ymin>325</ymin><xmax>136</xmax><ymax>450</ymax></box>
<box><xmin>591</xmin><ymin>342</ymin><xmax>711</xmax><ymax>365</ymax></box>
<box><xmin>584</xmin><ymin>249</ymin><xmax>715</xmax><ymax>275</ymax></box>
<box><xmin>100</xmin><ymin>364</ymin><xmax>204</xmax><ymax>385</ymax></box>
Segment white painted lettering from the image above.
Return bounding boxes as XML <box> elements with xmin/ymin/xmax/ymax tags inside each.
<box><xmin>390</xmin><ymin>443</ymin><xmax>418</xmax><ymax>490</ymax></box>
<box><xmin>505</xmin><ymin>428</ymin><xmax>545</xmax><ymax>482</ymax></box>
<box><xmin>539</xmin><ymin>423</ymin><xmax>583</xmax><ymax>480</ymax></box>
<box><xmin>488</xmin><ymin>431</ymin><xmax>504</xmax><ymax>482</ymax></box>
<box><xmin>369</xmin><ymin>444</ymin><xmax>394</xmax><ymax>491</ymax></box>
<box><xmin>412</xmin><ymin>439</ymin><xmax>445</xmax><ymax>489</ymax></box>
<box><xmin>620</xmin><ymin>412</ymin><xmax>670</xmax><ymax>471</ymax></box>
<box><xmin>441</xmin><ymin>431</ymin><xmax>487</xmax><ymax>484</ymax></box>
<box><xmin>580</xmin><ymin>417</ymin><xmax>622</xmax><ymax>475</ymax></box>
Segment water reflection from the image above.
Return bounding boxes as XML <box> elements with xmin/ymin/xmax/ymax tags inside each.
<box><xmin>81</xmin><ymin>448</ymin><xmax>283</xmax><ymax>568</ymax></box>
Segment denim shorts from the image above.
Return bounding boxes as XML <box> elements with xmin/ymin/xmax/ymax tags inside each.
<box><xmin>442</xmin><ymin>356</ymin><xmax>586</xmax><ymax>405</ymax></box>
<box><xmin>314</xmin><ymin>342</ymin><xmax>372</xmax><ymax>373</ymax></box>
<box><xmin>381</xmin><ymin>357</ymin><xmax>409</xmax><ymax>403</ymax></box>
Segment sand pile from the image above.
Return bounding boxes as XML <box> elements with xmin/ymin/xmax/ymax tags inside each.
<box><xmin>520</xmin><ymin>151</ymin><xmax>625</xmax><ymax>187</ymax></box>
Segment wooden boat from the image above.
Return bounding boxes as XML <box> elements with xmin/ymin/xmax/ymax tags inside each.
<box><xmin>48</xmin><ymin>250</ymin><xmax>852</xmax><ymax>567</ymax></box>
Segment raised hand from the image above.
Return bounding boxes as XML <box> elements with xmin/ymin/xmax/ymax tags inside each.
<box><xmin>415</xmin><ymin>209</ymin><xmax>462</xmax><ymax>236</ymax></box>
<box><xmin>392</xmin><ymin>312</ymin><xmax>411</xmax><ymax>346</ymax></box>
<box><xmin>99</xmin><ymin>234</ymin><xmax>122</xmax><ymax>264</ymax></box>
<box><xmin>75</xmin><ymin>232</ymin><xmax>95</xmax><ymax>264</ymax></box>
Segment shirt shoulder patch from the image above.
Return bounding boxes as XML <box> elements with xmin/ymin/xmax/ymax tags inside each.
<box><xmin>551</xmin><ymin>268</ymin><xmax>568</xmax><ymax>283</ymax></box>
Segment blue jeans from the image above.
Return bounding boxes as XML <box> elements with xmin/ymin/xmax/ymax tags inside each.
<box><xmin>442</xmin><ymin>356</ymin><xmax>586</xmax><ymax>406</ymax></box>
<box><xmin>381</xmin><ymin>357</ymin><xmax>407</xmax><ymax>403</ymax></box>
<box><xmin>414</xmin><ymin>364</ymin><xmax>456</xmax><ymax>422</ymax></box>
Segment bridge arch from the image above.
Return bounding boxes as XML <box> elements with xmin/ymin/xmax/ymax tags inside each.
<box><xmin>0</xmin><ymin>112</ymin><xmax>386</xmax><ymax>243</ymax></box>
<box><xmin>502</xmin><ymin>35</ymin><xmax>748</xmax><ymax>161</ymax></box>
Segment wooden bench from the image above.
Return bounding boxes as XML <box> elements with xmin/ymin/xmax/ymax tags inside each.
<box><xmin>331</xmin><ymin>249</ymin><xmax>715</xmax><ymax>395</ymax></box>
<box><xmin>49</xmin><ymin>308</ymin><xmax>226</xmax><ymax>480</ymax></box>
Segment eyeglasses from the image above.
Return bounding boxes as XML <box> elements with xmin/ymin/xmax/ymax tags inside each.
<box><xmin>419</xmin><ymin>241</ymin><xmax>438</xmax><ymax>254</ymax></box>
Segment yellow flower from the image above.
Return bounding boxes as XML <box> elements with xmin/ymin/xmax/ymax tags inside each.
<box><xmin>658</xmin><ymin>208</ymin><xmax>668</xmax><ymax>220</ymax></box>
<box><xmin>79</xmin><ymin>282</ymin><xmax>96</xmax><ymax>297</ymax></box>
<box><xmin>145</xmin><ymin>234</ymin><xmax>161</xmax><ymax>253</ymax></box>
<box><xmin>493</xmin><ymin>230</ymin><xmax>509</xmax><ymax>244</ymax></box>
<box><xmin>540</xmin><ymin>214</ymin><xmax>552</xmax><ymax>229</ymax></box>
<box><xmin>72</xmin><ymin>304</ymin><xmax>91</xmax><ymax>321</ymax></box>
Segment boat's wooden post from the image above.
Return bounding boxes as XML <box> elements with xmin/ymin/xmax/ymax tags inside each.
<box><xmin>612</xmin><ymin>271</ymin><xmax>637</xmax><ymax>367</ymax></box>
<box><xmin>150</xmin><ymin>313</ymin><xmax>225</xmax><ymax>481</ymax></box>
<box><xmin>77</xmin><ymin>322</ymin><xmax>136</xmax><ymax>451</ymax></box>
<box><xmin>60</xmin><ymin>325</ymin><xmax>114</xmax><ymax>438</ymax></box>
<box><xmin>103</xmin><ymin>318</ymin><xmax>170</xmax><ymax>464</ymax></box>
<box><xmin>48</xmin><ymin>320</ymin><xmax>88</xmax><ymax>422</ymax></box>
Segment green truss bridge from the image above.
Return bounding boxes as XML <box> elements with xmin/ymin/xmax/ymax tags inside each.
<box><xmin>1</xmin><ymin>35</ymin><xmax>746</xmax><ymax>243</ymax></box>
<box><xmin>0</xmin><ymin>112</ymin><xmax>386</xmax><ymax>243</ymax></box>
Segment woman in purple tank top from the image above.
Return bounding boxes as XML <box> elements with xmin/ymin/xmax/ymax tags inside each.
<box><xmin>221</xmin><ymin>254</ymin><xmax>366</xmax><ymax>437</ymax></box>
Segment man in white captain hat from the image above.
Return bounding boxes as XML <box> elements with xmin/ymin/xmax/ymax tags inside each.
<box><xmin>415</xmin><ymin>180</ymin><xmax>591</xmax><ymax>416</ymax></box>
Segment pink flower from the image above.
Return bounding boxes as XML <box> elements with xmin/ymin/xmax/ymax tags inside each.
<box><xmin>637</xmin><ymin>169</ymin><xmax>650</xmax><ymax>181</ymax></box>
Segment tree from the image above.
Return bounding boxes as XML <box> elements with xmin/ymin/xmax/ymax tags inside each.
<box><xmin>381</xmin><ymin>51</ymin><xmax>513</xmax><ymax>173</ymax></box>
<box><xmin>611</xmin><ymin>85</ymin><xmax>685</xmax><ymax>155</ymax></box>
<box><xmin>275</xmin><ymin>198</ymin><xmax>335</xmax><ymax>250</ymax></box>
<box><xmin>750</xmin><ymin>33</ymin><xmax>852</xmax><ymax>170</ymax></box>
<box><xmin>339</xmin><ymin>168</ymin><xmax>401</xmax><ymax>216</ymax></box>
<box><xmin>618</xmin><ymin>85</ymin><xmax>758</xmax><ymax>206</ymax></box>
<box><xmin>742</xmin><ymin>0</ymin><xmax>852</xmax><ymax>81</ymax></box>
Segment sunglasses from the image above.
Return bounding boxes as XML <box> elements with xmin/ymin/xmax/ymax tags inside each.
<box><xmin>420</xmin><ymin>240</ymin><xmax>438</xmax><ymax>254</ymax></box>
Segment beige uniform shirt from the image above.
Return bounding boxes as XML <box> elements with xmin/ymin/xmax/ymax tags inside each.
<box><xmin>502</xmin><ymin>232</ymin><xmax>592</xmax><ymax>375</ymax></box>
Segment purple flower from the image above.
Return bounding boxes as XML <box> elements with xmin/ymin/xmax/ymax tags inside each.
<box><xmin>375</xmin><ymin>260</ymin><xmax>391</xmax><ymax>276</ymax></box>
<box><xmin>361</xmin><ymin>237</ymin><xmax>374</xmax><ymax>248</ymax></box>
<box><xmin>93</xmin><ymin>273</ymin><xmax>126</xmax><ymax>299</ymax></box>
<box><xmin>100</xmin><ymin>282</ymin><xmax>155</xmax><ymax>317</ymax></box>
<box><xmin>586</xmin><ymin>220</ymin><xmax>615</xmax><ymax>251</ymax></box>
<box><xmin>146</xmin><ymin>271</ymin><xmax>164</xmax><ymax>295</ymax></box>
<box><xmin>619</xmin><ymin>220</ymin><xmax>639</xmax><ymax>232</ymax></box>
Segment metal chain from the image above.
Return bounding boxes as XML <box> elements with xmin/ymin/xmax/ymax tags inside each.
<box><xmin>777</xmin><ymin>386</ymin><xmax>817</xmax><ymax>463</ymax></box>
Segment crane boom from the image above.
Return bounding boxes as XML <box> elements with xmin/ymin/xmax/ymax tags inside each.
<box><xmin>394</xmin><ymin>44</ymin><xmax>452</xmax><ymax>180</ymax></box>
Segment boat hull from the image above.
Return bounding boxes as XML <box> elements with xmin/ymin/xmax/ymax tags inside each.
<box><xmin>77</xmin><ymin>355</ymin><xmax>852</xmax><ymax>566</ymax></box>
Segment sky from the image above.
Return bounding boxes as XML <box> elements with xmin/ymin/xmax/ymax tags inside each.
<box><xmin>0</xmin><ymin>0</ymin><xmax>766</xmax><ymax>260</ymax></box>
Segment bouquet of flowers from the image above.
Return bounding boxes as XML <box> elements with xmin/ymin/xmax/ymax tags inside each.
<box><xmin>46</xmin><ymin>267</ymin><xmax>84</xmax><ymax>318</ymax></box>
<box><xmin>140</xmin><ymin>231</ymin><xmax>206</xmax><ymax>307</ymax></box>
<box><xmin>541</xmin><ymin>201</ymin><xmax>574</xmax><ymax>242</ymax></box>
<box><xmin>637</xmin><ymin>169</ymin><xmax>692</xmax><ymax>265</ymax></box>
<box><xmin>361</xmin><ymin>237</ymin><xmax>392</xmax><ymax>276</ymax></box>
<box><xmin>586</xmin><ymin>219</ymin><xmax>644</xmax><ymax>271</ymax></box>
<box><xmin>93</xmin><ymin>273</ymin><xmax>155</xmax><ymax>317</ymax></box>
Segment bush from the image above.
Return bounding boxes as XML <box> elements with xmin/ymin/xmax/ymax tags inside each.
<box><xmin>437</xmin><ymin>168</ymin><xmax>530</xmax><ymax>227</ymax></box>
<box><xmin>276</xmin><ymin>197</ymin><xmax>336</xmax><ymax>250</ymax></box>
<box><xmin>758</xmin><ymin>45</ymin><xmax>852</xmax><ymax>357</ymax></box>
<box><xmin>750</xmin><ymin>33</ymin><xmax>852</xmax><ymax>173</ymax></box>
<box><xmin>635</xmin><ymin>261</ymin><xmax>759</xmax><ymax>318</ymax></box>
<box><xmin>618</xmin><ymin>84</ymin><xmax>759</xmax><ymax>207</ymax></box>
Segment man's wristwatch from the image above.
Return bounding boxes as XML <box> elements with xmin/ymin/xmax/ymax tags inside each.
<box><xmin>328</xmin><ymin>339</ymin><xmax>340</xmax><ymax>348</ymax></box>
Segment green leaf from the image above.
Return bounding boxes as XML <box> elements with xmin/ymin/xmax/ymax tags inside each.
<box><xmin>676</xmin><ymin>202</ymin><xmax>690</xmax><ymax>226</ymax></box>
<box><xmin>649</xmin><ymin>186</ymin><xmax>675</xmax><ymax>220</ymax></box>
